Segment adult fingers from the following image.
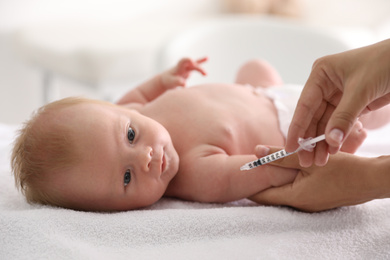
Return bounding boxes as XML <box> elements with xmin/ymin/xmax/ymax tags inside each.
<box><xmin>285</xmin><ymin>62</ymin><xmax>328</xmax><ymax>153</ymax></box>
<box><xmin>313</xmin><ymin>102</ymin><xmax>335</xmax><ymax>166</ymax></box>
<box><xmin>324</xmin><ymin>85</ymin><xmax>366</xmax><ymax>152</ymax></box>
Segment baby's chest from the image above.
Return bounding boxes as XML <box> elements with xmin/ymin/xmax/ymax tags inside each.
<box><xmin>153</xmin><ymin>86</ymin><xmax>282</xmax><ymax>152</ymax></box>
<box><xmin>171</xmin><ymin>114</ymin><xmax>265</xmax><ymax>156</ymax></box>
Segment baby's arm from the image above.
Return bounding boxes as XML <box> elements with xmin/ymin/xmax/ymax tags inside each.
<box><xmin>116</xmin><ymin>57</ymin><xmax>207</xmax><ymax>106</ymax></box>
<box><xmin>173</xmin><ymin>150</ymin><xmax>297</xmax><ymax>203</ymax></box>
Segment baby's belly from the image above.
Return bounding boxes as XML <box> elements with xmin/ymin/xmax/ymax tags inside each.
<box><xmin>231</xmin><ymin>86</ymin><xmax>285</xmax><ymax>149</ymax></box>
<box><xmin>228</xmin><ymin>110</ymin><xmax>285</xmax><ymax>154</ymax></box>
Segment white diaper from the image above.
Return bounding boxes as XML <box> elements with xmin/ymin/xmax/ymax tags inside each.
<box><xmin>253</xmin><ymin>84</ymin><xmax>303</xmax><ymax>138</ymax></box>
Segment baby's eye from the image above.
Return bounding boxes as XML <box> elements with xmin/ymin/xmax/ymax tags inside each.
<box><xmin>124</xmin><ymin>169</ymin><xmax>131</xmax><ymax>187</ymax></box>
<box><xmin>127</xmin><ymin>127</ymin><xmax>135</xmax><ymax>143</ymax></box>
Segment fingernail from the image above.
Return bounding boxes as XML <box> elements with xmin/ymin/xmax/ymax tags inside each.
<box><xmin>256</xmin><ymin>145</ymin><xmax>270</xmax><ymax>155</ymax></box>
<box><xmin>329</xmin><ymin>128</ymin><xmax>344</xmax><ymax>145</ymax></box>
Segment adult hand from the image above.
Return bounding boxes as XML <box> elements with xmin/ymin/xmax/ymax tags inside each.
<box><xmin>286</xmin><ymin>39</ymin><xmax>390</xmax><ymax>167</ymax></box>
<box><xmin>249</xmin><ymin>146</ymin><xmax>390</xmax><ymax>212</ymax></box>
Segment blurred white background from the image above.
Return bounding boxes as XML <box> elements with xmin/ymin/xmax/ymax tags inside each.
<box><xmin>0</xmin><ymin>0</ymin><xmax>389</xmax><ymax>124</ymax></box>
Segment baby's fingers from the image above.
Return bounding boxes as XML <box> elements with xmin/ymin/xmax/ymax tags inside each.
<box><xmin>177</xmin><ymin>57</ymin><xmax>207</xmax><ymax>77</ymax></box>
<box><xmin>196</xmin><ymin>57</ymin><xmax>208</xmax><ymax>64</ymax></box>
<box><xmin>193</xmin><ymin>57</ymin><xmax>208</xmax><ymax>75</ymax></box>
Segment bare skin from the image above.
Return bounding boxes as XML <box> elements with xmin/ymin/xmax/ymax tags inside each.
<box><xmin>43</xmin><ymin>58</ymin><xmax>374</xmax><ymax>211</ymax></box>
<box><xmin>48</xmin><ymin>58</ymin><xmax>300</xmax><ymax>211</ymax></box>
<box><xmin>140</xmin><ymin>83</ymin><xmax>288</xmax><ymax>202</ymax></box>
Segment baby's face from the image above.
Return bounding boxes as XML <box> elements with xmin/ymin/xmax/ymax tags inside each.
<box><xmin>53</xmin><ymin>102</ymin><xmax>179</xmax><ymax>211</ymax></box>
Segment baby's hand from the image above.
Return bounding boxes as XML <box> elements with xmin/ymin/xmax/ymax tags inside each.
<box><xmin>161</xmin><ymin>57</ymin><xmax>208</xmax><ymax>89</ymax></box>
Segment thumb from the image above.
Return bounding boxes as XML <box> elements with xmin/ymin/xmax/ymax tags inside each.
<box><xmin>325</xmin><ymin>89</ymin><xmax>367</xmax><ymax>151</ymax></box>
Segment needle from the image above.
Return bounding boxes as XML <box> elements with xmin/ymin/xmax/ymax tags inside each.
<box><xmin>240</xmin><ymin>134</ymin><xmax>325</xmax><ymax>171</ymax></box>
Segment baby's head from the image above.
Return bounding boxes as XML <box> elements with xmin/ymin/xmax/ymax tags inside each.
<box><xmin>11</xmin><ymin>97</ymin><xmax>179</xmax><ymax>211</ymax></box>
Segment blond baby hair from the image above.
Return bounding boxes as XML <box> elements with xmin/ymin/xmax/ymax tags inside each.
<box><xmin>11</xmin><ymin>97</ymin><xmax>107</xmax><ymax>207</ymax></box>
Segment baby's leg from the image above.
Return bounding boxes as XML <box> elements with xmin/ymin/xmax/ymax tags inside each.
<box><xmin>235</xmin><ymin>59</ymin><xmax>283</xmax><ymax>87</ymax></box>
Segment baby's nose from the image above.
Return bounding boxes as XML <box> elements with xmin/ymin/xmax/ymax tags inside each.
<box><xmin>140</xmin><ymin>146</ymin><xmax>153</xmax><ymax>172</ymax></box>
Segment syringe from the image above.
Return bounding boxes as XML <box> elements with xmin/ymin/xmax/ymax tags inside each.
<box><xmin>240</xmin><ymin>134</ymin><xmax>326</xmax><ymax>171</ymax></box>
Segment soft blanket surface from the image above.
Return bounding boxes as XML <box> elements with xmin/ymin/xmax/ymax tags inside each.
<box><xmin>1</xmin><ymin>123</ymin><xmax>390</xmax><ymax>259</ymax></box>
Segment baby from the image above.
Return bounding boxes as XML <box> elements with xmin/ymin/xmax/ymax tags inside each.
<box><xmin>11</xmin><ymin>57</ymin><xmax>375</xmax><ymax>211</ymax></box>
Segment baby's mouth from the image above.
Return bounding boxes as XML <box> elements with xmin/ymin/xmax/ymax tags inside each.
<box><xmin>161</xmin><ymin>153</ymin><xmax>166</xmax><ymax>174</ymax></box>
